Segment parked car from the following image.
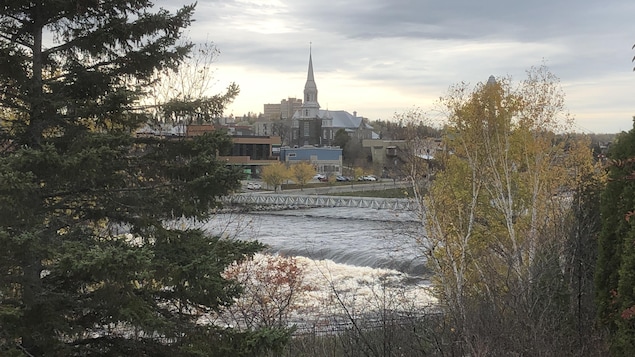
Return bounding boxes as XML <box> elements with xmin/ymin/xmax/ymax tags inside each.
<box><xmin>336</xmin><ymin>175</ymin><xmax>350</xmax><ymax>182</ymax></box>
<box><xmin>313</xmin><ymin>173</ymin><xmax>326</xmax><ymax>180</ymax></box>
<box><xmin>360</xmin><ymin>175</ymin><xmax>377</xmax><ymax>181</ymax></box>
<box><xmin>247</xmin><ymin>182</ymin><xmax>261</xmax><ymax>190</ymax></box>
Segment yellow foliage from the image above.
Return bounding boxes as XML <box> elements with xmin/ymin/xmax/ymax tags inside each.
<box><xmin>291</xmin><ymin>161</ymin><xmax>315</xmax><ymax>189</ymax></box>
<box><xmin>261</xmin><ymin>162</ymin><xmax>290</xmax><ymax>191</ymax></box>
<box><xmin>353</xmin><ymin>167</ymin><xmax>364</xmax><ymax>180</ymax></box>
<box><xmin>423</xmin><ymin>66</ymin><xmax>597</xmax><ymax>313</ymax></box>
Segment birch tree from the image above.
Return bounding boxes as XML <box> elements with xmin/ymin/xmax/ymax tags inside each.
<box><xmin>422</xmin><ymin>67</ymin><xmax>598</xmax><ymax>355</ymax></box>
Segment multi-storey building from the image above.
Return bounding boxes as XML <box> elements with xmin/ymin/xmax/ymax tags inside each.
<box><xmin>279</xmin><ymin>146</ymin><xmax>342</xmax><ymax>176</ymax></box>
<box><xmin>263</xmin><ymin>97</ymin><xmax>303</xmax><ymax>120</ymax></box>
<box><xmin>220</xmin><ymin>135</ymin><xmax>282</xmax><ymax>179</ymax></box>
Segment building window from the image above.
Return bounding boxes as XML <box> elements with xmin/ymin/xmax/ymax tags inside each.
<box><xmin>303</xmin><ymin>123</ymin><xmax>310</xmax><ymax>137</ymax></box>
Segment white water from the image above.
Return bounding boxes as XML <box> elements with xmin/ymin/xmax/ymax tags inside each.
<box><xmin>200</xmin><ymin>207</ymin><xmax>436</xmax><ymax>329</ymax></box>
<box><xmin>203</xmin><ymin>207</ymin><xmax>428</xmax><ymax>275</ymax></box>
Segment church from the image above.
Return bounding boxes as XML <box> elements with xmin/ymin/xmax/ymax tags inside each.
<box><xmin>290</xmin><ymin>50</ymin><xmax>375</xmax><ymax>147</ymax></box>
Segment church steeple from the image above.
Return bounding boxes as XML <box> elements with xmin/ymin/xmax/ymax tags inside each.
<box><xmin>301</xmin><ymin>46</ymin><xmax>320</xmax><ymax>117</ymax></box>
<box><xmin>293</xmin><ymin>46</ymin><xmax>325</xmax><ymax>147</ymax></box>
<box><xmin>306</xmin><ymin>49</ymin><xmax>315</xmax><ymax>84</ymax></box>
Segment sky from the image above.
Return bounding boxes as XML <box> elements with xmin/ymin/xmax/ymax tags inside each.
<box><xmin>157</xmin><ymin>0</ymin><xmax>635</xmax><ymax>134</ymax></box>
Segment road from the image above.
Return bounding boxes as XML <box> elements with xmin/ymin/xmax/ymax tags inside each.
<box><xmin>242</xmin><ymin>179</ymin><xmax>412</xmax><ymax>196</ymax></box>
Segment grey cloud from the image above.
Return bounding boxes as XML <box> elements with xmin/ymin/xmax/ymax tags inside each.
<box><xmin>149</xmin><ymin>0</ymin><xmax>635</xmax><ymax>132</ymax></box>
<box><xmin>285</xmin><ymin>0</ymin><xmax>603</xmax><ymax>42</ymax></box>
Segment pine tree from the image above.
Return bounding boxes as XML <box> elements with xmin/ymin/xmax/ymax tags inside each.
<box><xmin>595</xmin><ymin>118</ymin><xmax>635</xmax><ymax>355</ymax></box>
<box><xmin>0</xmin><ymin>1</ymin><xmax>288</xmax><ymax>355</ymax></box>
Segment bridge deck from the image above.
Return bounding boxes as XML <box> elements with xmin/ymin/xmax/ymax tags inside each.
<box><xmin>224</xmin><ymin>193</ymin><xmax>419</xmax><ymax>211</ymax></box>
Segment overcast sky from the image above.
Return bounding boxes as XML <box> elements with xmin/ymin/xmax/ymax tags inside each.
<box><xmin>158</xmin><ymin>0</ymin><xmax>635</xmax><ymax>133</ymax></box>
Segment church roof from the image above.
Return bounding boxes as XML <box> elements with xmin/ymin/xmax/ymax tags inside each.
<box><xmin>321</xmin><ymin>110</ymin><xmax>361</xmax><ymax>129</ymax></box>
<box><xmin>292</xmin><ymin>109</ymin><xmax>374</xmax><ymax>130</ymax></box>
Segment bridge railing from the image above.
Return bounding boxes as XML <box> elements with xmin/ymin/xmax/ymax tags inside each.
<box><xmin>223</xmin><ymin>194</ymin><xmax>420</xmax><ymax>211</ymax></box>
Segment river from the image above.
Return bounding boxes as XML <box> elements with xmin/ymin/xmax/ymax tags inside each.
<box><xmin>199</xmin><ymin>206</ymin><xmax>436</xmax><ymax>329</ymax></box>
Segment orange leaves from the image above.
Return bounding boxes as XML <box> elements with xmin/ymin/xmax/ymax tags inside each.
<box><xmin>607</xmin><ymin>157</ymin><xmax>635</xmax><ymax>169</ymax></box>
<box><xmin>220</xmin><ymin>253</ymin><xmax>313</xmax><ymax>329</ymax></box>
<box><xmin>605</xmin><ymin>158</ymin><xmax>635</xmax><ymax>182</ymax></box>
<box><xmin>621</xmin><ymin>305</ymin><xmax>635</xmax><ymax>320</ymax></box>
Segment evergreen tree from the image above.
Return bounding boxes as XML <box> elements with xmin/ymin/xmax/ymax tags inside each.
<box><xmin>596</xmin><ymin>118</ymin><xmax>635</xmax><ymax>355</ymax></box>
<box><xmin>332</xmin><ymin>129</ymin><xmax>350</xmax><ymax>149</ymax></box>
<box><xmin>0</xmin><ymin>1</ymin><xmax>288</xmax><ymax>355</ymax></box>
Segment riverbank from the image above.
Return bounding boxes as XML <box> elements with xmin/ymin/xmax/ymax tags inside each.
<box><xmin>256</xmin><ymin>179</ymin><xmax>415</xmax><ymax>197</ymax></box>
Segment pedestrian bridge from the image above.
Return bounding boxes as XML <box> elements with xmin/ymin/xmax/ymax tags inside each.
<box><xmin>224</xmin><ymin>193</ymin><xmax>420</xmax><ymax>211</ymax></box>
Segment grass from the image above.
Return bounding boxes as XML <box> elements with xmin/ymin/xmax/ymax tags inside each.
<box><xmin>328</xmin><ymin>187</ymin><xmax>415</xmax><ymax>198</ymax></box>
<box><xmin>280</xmin><ymin>181</ymin><xmax>373</xmax><ymax>191</ymax></box>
